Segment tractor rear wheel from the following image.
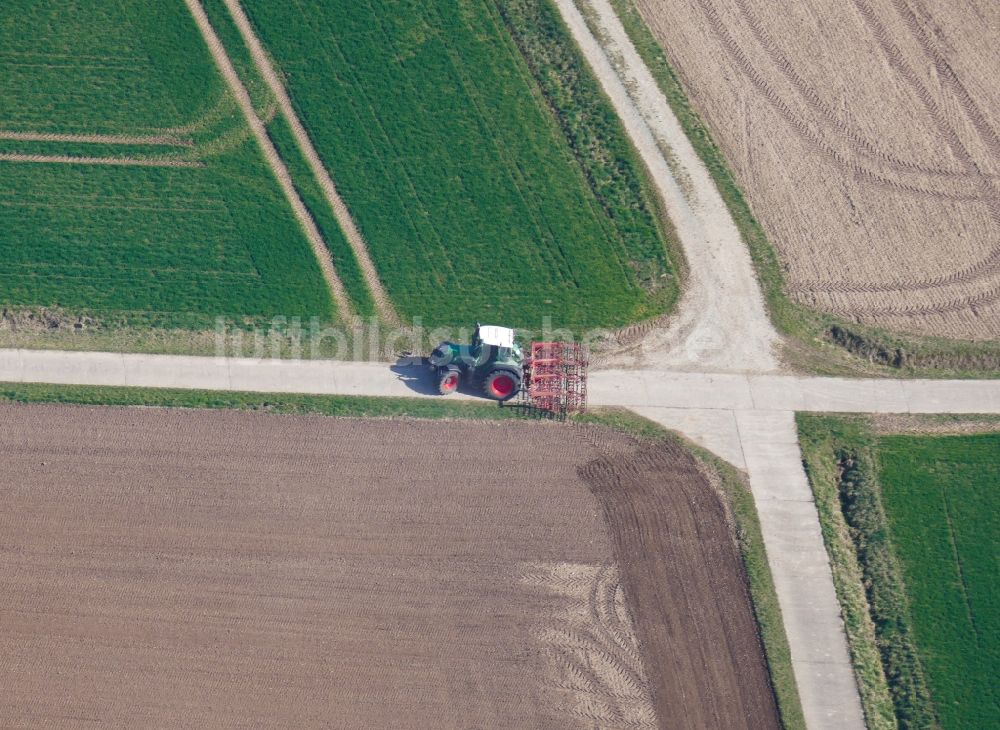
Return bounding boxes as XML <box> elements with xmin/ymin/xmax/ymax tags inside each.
<box><xmin>437</xmin><ymin>367</ymin><xmax>460</xmax><ymax>395</ymax></box>
<box><xmin>483</xmin><ymin>369</ymin><xmax>520</xmax><ymax>401</ymax></box>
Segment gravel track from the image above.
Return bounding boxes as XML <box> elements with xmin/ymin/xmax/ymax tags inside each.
<box><xmin>183</xmin><ymin>0</ymin><xmax>352</xmax><ymax>319</ymax></box>
<box><xmin>555</xmin><ymin>0</ymin><xmax>781</xmax><ymax>373</ymax></box>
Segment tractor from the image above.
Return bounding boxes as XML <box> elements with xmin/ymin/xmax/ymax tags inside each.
<box><xmin>429</xmin><ymin>323</ymin><xmax>524</xmax><ymax>401</ymax></box>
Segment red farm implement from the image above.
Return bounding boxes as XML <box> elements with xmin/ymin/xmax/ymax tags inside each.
<box><xmin>519</xmin><ymin>341</ymin><xmax>589</xmax><ymax>419</ymax></box>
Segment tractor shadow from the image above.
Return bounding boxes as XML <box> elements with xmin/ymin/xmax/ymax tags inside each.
<box><xmin>390</xmin><ymin>357</ymin><xmax>439</xmax><ymax>396</ymax></box>
<box><xmin>390</xmin><ymin>356</ymin><xmax>495</xmax><ymax>400</ymax></box>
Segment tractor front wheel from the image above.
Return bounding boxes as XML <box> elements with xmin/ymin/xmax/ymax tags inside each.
<box><xmin>437</xmin><ymin>367</ymin><xmax>461</xmax><ymax>395</ymax></box>
<box><xmin>483</xmin><ymin>370</ymin><xmax>520</xmax><ymax>401</ymax></box>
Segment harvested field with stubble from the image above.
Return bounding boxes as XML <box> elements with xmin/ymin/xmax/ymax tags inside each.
<box><xmin>631</xmin><ymin>0</ymin><xmax>1000</xmax><ymax>340</ymax></box>
<box><xmin>0</xmin><ymin>404</ymin><xmax>779</xmax><ymax>729</ymax></box>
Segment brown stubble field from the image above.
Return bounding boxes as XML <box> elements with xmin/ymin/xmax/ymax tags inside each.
<box><xmin>633</xmin><ymin>0</ymin><xmax>1000</xmax><ymax>340</ymax></box>
<box><xmin>0</xmin><ymin>404</ymin><xmax>779</xmax><ymax>729</ymax></box>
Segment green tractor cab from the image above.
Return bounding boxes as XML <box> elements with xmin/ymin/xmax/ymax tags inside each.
<box><xmin>429</xmin><ymin>323</ymin><xmax>524</xmax><ymax>401</ymax></box>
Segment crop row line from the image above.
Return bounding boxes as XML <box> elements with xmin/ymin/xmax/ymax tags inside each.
<box><xmin>0</xmin><ymin>130</ymin><xmax>194</xmax><ymax>147</ymax></box>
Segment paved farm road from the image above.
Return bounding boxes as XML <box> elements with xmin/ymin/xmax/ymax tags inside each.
<box><xmin>7</xmin><ymin>1</ymin><xmax>997</xmax><ymax>728</ymax></box>
<box><xmin>1</xmin><ymin>352</ymin><xmax>998</xmax><ymax>729</ymax></box>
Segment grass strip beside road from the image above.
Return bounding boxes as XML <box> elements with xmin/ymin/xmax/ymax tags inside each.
<box><xmin>494</xmin><ymin>0</ymin><xmax>683</xmax><ymax>310</ymax></box>
<box><xmin>0</xmin><ymin>382</ymin><xmax>517</xmax><ymax>421</ymax></box>
<box><xmin>797</xmin><ymin>415</ymin><xmax>907</xmax><ymax>729</ymax></box>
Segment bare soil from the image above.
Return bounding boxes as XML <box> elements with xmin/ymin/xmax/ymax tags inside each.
<box><xmin>582</xmin><ymin>441</ymin><xmax>780</xmax><ymax>729</ymax></box>
<box><xmin>0</xmin><ymin>404</ymin><xmax>778</xmax><ymax>728</ymax></box>
<box><xmin>631</xmin><ymin>0</ymin><xmax>1000</xmax><ymax>340</ymax></box>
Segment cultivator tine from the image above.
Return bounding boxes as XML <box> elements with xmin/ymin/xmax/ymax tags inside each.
<box><xmin>521</xmin><ymin>341</ymin><xmax>589</xmax><ymax>420</ymax></box>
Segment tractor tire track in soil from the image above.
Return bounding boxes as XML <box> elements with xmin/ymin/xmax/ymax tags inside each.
<box><xmin>580</xmin><ymin>440</ymin><xmax>782</xmax><ymax>730</ymax></box>
<box><xmin>183</xmin><ymin>0</ymin><xmax>352</xmax><ymax>319</ymax></box>
<box><xmin>219</xmin><ymin>0</ymin><xmax>399</xmax><ymax>325</ymax></box>
<box><xmin>632</xmin><ymin>0</ymin><xmax>1000</xmax><ymax>338</ymax></box>
<box><xmin>0</xmin><ymin>403</ymin><xmax>780</xmax><ymax>729</ymax></box>
<box><xmin>0</xmin><ymin>153</ymin><xmax>203</xmax><ymax>168</ymax></box>
<box><xmin>0</xmin><ymin>130</ymin><xmax>194</xmax><ymax>146</ymax></box>
<box><xmin>521</xmin><ymin>562</ymin><xmax>657</xmax><ymax>728</ymax></box>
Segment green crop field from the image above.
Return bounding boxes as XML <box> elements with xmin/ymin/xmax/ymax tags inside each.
<box><xmin>876</xmin><ymin>433</ymin><xmax>999</xmax><ymax>729</ymax></box>
<box><xmin>238</xmin><ymin>0</ymin><xmax>676</xmax><ymax>329</ymax></box>
<box><xmin>0</xmin><ymin>0</ymin><xmax>334</xmax><ymax>327</ymax></box>
<box><xmin>800</xmin><ymin>415</ymin><xmax>1000</xmax><ymax>729</ymax></box>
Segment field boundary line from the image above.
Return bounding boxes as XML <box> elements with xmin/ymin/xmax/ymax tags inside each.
<box><xmin>182</xmin><ymin>0</ymin><xmax>352</xmax><ymax>320</ymax></box>
<box><xmin>219</xmin><ymin>0</ymin><xmax>399</xmax><ymax>325</ymax></box>
<box><xmin>0</xmin><ymin>153</ymin><xmax>203</xmax><ymax>168</ymax></box>
<box><xmin>0</xmin><ymin>130</ymin><xmax>194</xmax><ymax>147</ymax></box>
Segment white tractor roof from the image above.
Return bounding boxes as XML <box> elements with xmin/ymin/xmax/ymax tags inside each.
<box><xmin>479</xmin><ymin>325</ymin><xmax>515</xmax><ymax>348</ymax></box>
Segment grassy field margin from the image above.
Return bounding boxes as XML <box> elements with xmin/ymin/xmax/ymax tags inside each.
<box><xmin>797</xmin><ymin>414</ymin><xmax>932</xmax><ymax>729</ymax></box>
<box><xmin>2</xmin><ymin>384</ymin><xmax>802</xmax><ymax>728</ymax></box>
<box><xmin>605</xmin><ymin>0</ymin><xmax>1000</xmax><ymax>378</ymax></box>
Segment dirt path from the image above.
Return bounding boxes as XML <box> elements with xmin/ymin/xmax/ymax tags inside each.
<box><xmin>0</xmin><ymin>405</ymin><xmax>777</xmax><ymax>729</ymax></box>
<box><xmin>182</xmin><ymin>0</ymin><xmax>352</xmax><ymax>319</ymax></box>
<box><xmin>219</xmin><ymin>0</ymin><xmax>399</xmax><ymax>325</ymax></box>
<box><xmin>0</xmin><ymin>153</ymin><xmax>203</xmax><ymax>168</ymax></box>
<box><xmin>554</xmin><ymin>0</ymin><xmax>781</xmax><ymax>373</ymax></box>
<box><xmin>0</xmin><ymin>130</ymin><xmax>193</xmax><ymax>146</ymax></box>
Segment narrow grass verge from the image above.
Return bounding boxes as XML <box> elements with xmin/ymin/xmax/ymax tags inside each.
<box><xmin>607</xmin><ymin>0</ymin><xmax>1000</xmax><ymax>378</ymax></box>
<box><xmin>495</xmin><ymin>0</ymin><xmax>685</xmax><ymax>315</ymax></box>
<box><xmin>797</xmin><ymin>414</ymin><xmax>932</xmax><ymax>730</ymax></box>
<box><xmin>577</xmin><ymin>408</ymin><xmax>807</xmax><ymax>730</ymax></box>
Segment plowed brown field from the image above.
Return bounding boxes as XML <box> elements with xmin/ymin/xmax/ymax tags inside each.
<box><xmin>0</xmin><ymin>404</ymin><xmax>778</xmax><ymax>729</ymax></box>
<box><xmin>633</xmin><ymin>0</ymin><xmax>1000</xmax><ymax>339</ymax></box>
